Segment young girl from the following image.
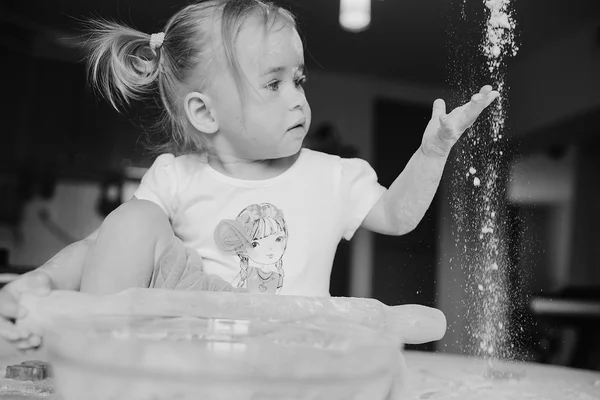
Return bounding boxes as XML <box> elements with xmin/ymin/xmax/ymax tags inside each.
<box><xmin>0</xmin><ymin>0</ymin><xmax>498</xmax><ymax>349</ymax></box>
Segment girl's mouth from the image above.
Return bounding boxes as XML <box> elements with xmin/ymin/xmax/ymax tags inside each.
<box><xmin>288</xmin><ymin>118</ymin><xmax>306</xmax><ymax>131</ymax></box>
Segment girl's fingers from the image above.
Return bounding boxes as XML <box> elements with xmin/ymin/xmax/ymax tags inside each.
<box><xmin>0</xmin><ymin>316</ymin><xmax>33</xmax><ymax>340</ymax></box>
<box><xmin>0</xmin><ymin>283</ymin><xmax>36</xmax><ymax>321</ymax></box>
<box><xmin>431</xmin><ymin>98</ymin><xmax>447</xmax><ymax>119</ymax></box>
<box><xmin>14</xmin><ymin>336</ymin><xmax>40</xmax><ymax>351</ymax></box>
<box><xmin>0</xmin><ymin>323</ymin><xmax>19</xmax><ymax>341</ymax></box>
<box><xmin>489</xmin><ymin>90</ymin><xmax>501</xmax><ymax>103</ymax></box>
<box><xmin>480</xmin><ymin>85</ymin><xmax>493</xmax><ymax>95</ymax></box>
<box><xmin>22</xmin><ymin>335</ymin><xmax>41</xmax><ymax>349</ymax></box>
<box><xmin>0</xmin><ymin>296</ymin><xmax>19</xmax><ymax>320</ymax></box>
<box><xmin>471</xmin><ymin>89</ymin><xmax>499</xmax><ymax>106</ymax></box>
<box><xmin>438</xmin><ymin>115</ymin><xmax>456</xmax><ymax>140</ymax></box>
<box><xmin>472</xmin><ymin>87</ymin><xmax>499</xmax><ymax>108</ymax></box>
<box><xmin>0</xmin><ymin>317</ymin><xmax>32</xmax><ymax>341</ymax></box>
<box><xmin>437</xmin><ymin>87</ymin><xmax>500</xmax><ymax>138</ymax></box>
<box><xmin>468</xmin><ymin>90</ymin><xmax>500</xmax><ymax>114</ymax></box>
<box><xmin>472</xmin><ymin>93</ymin><xmax>485</xmax><ymax>103</ymax></box>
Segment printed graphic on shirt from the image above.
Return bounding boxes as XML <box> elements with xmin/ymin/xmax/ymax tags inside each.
<box><xmin>214</xmin><ymin>203</ymin><xmax>288</xmax><ymax>294</ymax></box>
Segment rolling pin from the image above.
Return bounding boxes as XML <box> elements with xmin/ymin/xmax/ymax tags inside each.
<box><xmin>18</xmin><ymin>288</ymin><xmax>446</xmax><ymax>345</ymax></box>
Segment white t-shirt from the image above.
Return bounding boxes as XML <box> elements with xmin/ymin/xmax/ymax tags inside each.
<box><xmin>134</xmin><ymin>149</ymin><xmax>386</xmax><ymax>297</ymax></box>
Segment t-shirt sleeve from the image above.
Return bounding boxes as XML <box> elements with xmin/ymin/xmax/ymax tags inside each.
<box><xmin>339</xmin><ymin>157</ymin><xmax>387</xmax><ymax>240</ymax></box>
<box><xmin>133</xmin><ymin>154</ymin><xmax>179</xmax><ymax>219</ymax></box>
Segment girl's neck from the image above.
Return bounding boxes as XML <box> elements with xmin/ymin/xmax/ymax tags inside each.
<box><xmin>207</xmin><ymin>151</ymin><xmax>301</xmax><ymax>180</ymax></box>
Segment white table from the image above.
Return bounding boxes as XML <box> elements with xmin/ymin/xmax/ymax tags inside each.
<box><xmin>1</xmin><ymin>339</ymin><xmax>599</xmax><ymax>399</ymax></box>
<box><xmin>403</xmin><ymin>351</ymin><xmax>600</xmax><ymax>400</ymax></box>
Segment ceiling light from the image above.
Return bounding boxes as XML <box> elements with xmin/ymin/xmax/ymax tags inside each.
<box><xmin>339</xmin><ymin>0</ymin><xmax>371</xmax><ymax>33</ymax></box>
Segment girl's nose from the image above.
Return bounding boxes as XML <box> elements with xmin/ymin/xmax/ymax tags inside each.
<box><xmin>288</xmin><ymin>88</ymin><xmax>307</xmax><ymax>111</ymax></box>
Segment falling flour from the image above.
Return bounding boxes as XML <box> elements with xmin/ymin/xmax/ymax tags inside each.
<box><xmin>449</xmin><ymin>0</ymin><xmax>519</xmax><ymax>367</ymax></box>
<box><xmin>483</xmin><ymin>0</ymin><xmax>519</xmax><ymax>72</ymax></box>
<box><xmin>471</xmin><ymin>0</ymin><xmax>520</xmax><ymax>370</ymax></box>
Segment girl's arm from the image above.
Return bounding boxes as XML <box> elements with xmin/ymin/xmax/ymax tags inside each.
<box><xmin>362</xmin><ymin>149</ymin><xmax>446</xmax><ymax>235</ymax></box>
<box><xmin>0</xmin><ymin>229</ymin><xmax>97</xmax><ymax>351</ymax></box>
<box><xmin>362</xmin><ymin>86</ymin><xmax>499</xmax><ymax>235</ymax></box>
<box><xmin>33</xmin><ymin>229</ymin><xmax>99</xmax><ymax>290</ymax></box>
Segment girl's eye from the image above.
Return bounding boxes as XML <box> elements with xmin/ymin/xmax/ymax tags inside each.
<box><xmin>276</xmin><ymin>236</ymin><xmax>284</xmax><ymax>243</ymax></box>
<box><xmin>265</xmin><ymin>80</ymin><xmax>281</xmax><ymax>91</ymax></box>
<box><xmin>251</xmin><ymin>242</ymin><xmax>260</xmax><ymax>248</ymax></box>
<box><xmin>294</xmin><ymin>75</ymin><xmax>307</xmax><ymax>87</ymax></box>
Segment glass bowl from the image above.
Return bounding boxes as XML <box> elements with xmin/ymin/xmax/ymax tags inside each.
<box><xmin>44</xmin><ymin>314</ymin><xmax>404</xmax><ymax>400</ymax></box>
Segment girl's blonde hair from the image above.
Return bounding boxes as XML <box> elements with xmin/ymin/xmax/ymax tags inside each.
<box><xmin>84</xmin><ymin>0</ymin><xmax>296</xmax><ymax>156</ymax></box>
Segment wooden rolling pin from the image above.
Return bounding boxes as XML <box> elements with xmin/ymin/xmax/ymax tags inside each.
<box><xmin>18</xmin><ymin>288</ymin><xmax>446</xmax><ymax>345</ymax></box>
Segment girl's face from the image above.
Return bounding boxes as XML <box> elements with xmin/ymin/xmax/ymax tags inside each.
<box><xmin>208</xmin><ymin>17</ymin><xmax>311</xmax><ymax>161</ymax></box>
<box><xmin>247</xmin><ymin>232</ymin><xmax>287</xmax><ymax>265</ymax></box>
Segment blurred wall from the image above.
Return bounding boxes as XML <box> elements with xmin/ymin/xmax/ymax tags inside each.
<box><xmin>0</xmin><ymin>182</ymin><xmax>104</xmax><ymax>267</ymax></box>
<box><xmin>507</xmin><ymin>19</ymin><xmax>600</xmax><ymax>137</ymax></box>
<box><xmin>507</xmin><ymin>149</ymin><xmax>575</xmax><ymax>292</ymax></box>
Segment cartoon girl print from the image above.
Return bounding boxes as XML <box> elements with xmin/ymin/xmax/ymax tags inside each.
<box><xmin>214</xmin><ymin>203</ymin><xmax>288</xmax><ymax>294</ymax></box>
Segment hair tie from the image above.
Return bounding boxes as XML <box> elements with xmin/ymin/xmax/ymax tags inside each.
<box><xmin>149</xmin><ymin>32</ymin><xmax>165</xmax><ymax>51</ymax></box>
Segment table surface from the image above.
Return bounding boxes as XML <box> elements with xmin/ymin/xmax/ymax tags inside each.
<box><xmin>0</xmin><ymin>340</ymin><xmax>599</xmax><ymax>400</ymax></box>
<box><xmin>402</xmin><ymin>351</ymin><xmax>600</xmax><ymax>400</ymax></box>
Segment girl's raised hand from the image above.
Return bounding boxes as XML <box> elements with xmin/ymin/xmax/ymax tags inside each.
<box><xmin>421</xmin><ymin>85</ymin><xmax>500</xmax><ymax>158</ymax></box>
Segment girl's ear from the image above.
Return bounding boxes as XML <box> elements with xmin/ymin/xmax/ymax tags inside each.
<box><xmin>184</xmin><ymin>92</ymin><xmax>219</xmax><ymax>134</ymax></box>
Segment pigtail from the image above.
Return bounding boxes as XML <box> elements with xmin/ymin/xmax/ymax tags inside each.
<box><xmin>78</xmin><ymin>1</ymin><xmax>297</xmax><ymax>157</ymax></box>
<box><xmin>83</xmin><ymin>19</ymin><xmax>162</xmax><ymax>112</ymax></box>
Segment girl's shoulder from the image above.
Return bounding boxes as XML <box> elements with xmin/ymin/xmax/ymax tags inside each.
<box><xmin>300</xmin><ymin>148</ymin><xmax>371</xmax><ymax>172</ymax></box>
<box><xmin>299</xmin><ymin>148</ymin><xmax>342</xmax><ymax>165</ymax></box>
<box><xmin>150</xmin><ymin>152</ymin><xmax>209</xmax><ymax>175</ymax></box>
